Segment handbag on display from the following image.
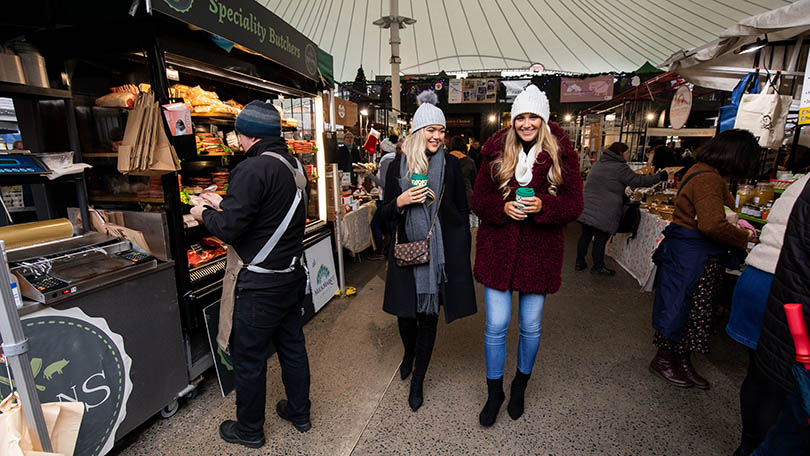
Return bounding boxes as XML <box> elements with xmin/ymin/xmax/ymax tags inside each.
<box><xmin>734</xmin><ymin>72</ymin><xmax>792</xmax><ymax>149</ymax></box>
<box><xmin>717</xmin><ymin>70</ymin><xmax>760</xmax><ymax>133</ymax></box>
<box><xmin>394</xmin><ymin>185</ymin><xmax>445</xmax><ymax>267</ymax></box>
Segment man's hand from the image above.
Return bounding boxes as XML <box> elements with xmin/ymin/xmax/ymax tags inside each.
<box><xmin>200</xmin><ymin>192</ymin><xmax>223</xmax><ymax>210</ymax></box>
<box><xmin>190</xmin><ymin>205</ymin><xmax>206</xmax><ymax>222</ymax></box>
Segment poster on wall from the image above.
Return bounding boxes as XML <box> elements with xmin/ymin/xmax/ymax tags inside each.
<box><xmin>800</xmin><ymin>46</ymin><xmax>810</xmax><ymax>126</ymax></box>
<box><xmin>304</xmin><ymin>237</ymin><xmax>338</xmax><ymax>312</ymax></box>
<box><xmin>0</xmin><ymin>307</ymin><xmax>133</xmax><ymax>456</ymax></box>
<box><xmin>459</xmin><ymin>78</ymin><xmax>497</xmax><ymax>104</ymax></box>
<box><xmin>448</xmin><ymin>79</ymin><xmax>463</xmax><ymax>104</ymax></box>
<box><xmin>324</xmin><ymin>96</ymin><xmax>358</xmax><ymax>127</ymax></box>
<box><xmin>560</xmin><ymin>75</ymin><xmax>614</xmax><ymax>103</ymax></box>
<box><xmin>669</xmin><ymin>85</ymin><xmax>692</xmax><ymax>130</ymax></box>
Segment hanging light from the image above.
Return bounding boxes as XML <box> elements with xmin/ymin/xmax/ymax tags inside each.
<box><xmin>564</xmin><ymin>114</ymin><xmax>572</xmax><ymax>122</ymax></box>
<box><xmin>488</xmin><ymin>114</ymin><xmax>497</xmax><ymax>123</ymax></box>
<box><xmin>360</xmin><ymin>109</ymin><xmax>368</xmax><ymax>116</ymax></box>
<box><xmin>646</xmin><ymin>113</ymin><xmax>656</xmax><ymax>121</ymax></box>
<box><xmin>735</xmin><ymin>35</ymin><xmax>768</xmax><ymax>55</ymax></box>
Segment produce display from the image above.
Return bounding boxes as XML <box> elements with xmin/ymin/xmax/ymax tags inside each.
<box><xmin>187</xmin><ymin>237</ymin><xmax>227</xmax><ymax>268</ymax></box>
<box><xmin>286</xmin><ymin>138</ymin><xmax>316</xmax><ymax>153</ymax></box>
<box><xmin>195</xmin><ymin>132</ymin><xmax>231</xmax><ymax>155</ymax></box>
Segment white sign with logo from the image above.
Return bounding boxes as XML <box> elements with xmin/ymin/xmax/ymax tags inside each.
<box><xmin>799</xmin><ymin>46</ymin><xmax>810</xmax><ymax>126</ymax></box>
<box><xmin>670</xmin><ymin>85</ymin><xmax>692</xmax><ymax>130</ymax></box>
<box><xmin>0</xmin><ymin>307</ymin><xmax>133</xmax><ymax>456</ymax></box>
<box><xmin>304</xmin><ymin>237</ymin><xmax>338</xmax><ymax>312</ymax></box>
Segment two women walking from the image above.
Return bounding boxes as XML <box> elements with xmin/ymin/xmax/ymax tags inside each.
<box><xmin>381</xmin><ymin>85</ymin><xmax>583</xmax><ymax>423</ymax></box>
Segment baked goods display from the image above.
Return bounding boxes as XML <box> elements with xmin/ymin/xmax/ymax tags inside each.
<box><xmin>170</xmin><ymin>84</ymin><xmax>242</xmax><ymax>117</ymax></box>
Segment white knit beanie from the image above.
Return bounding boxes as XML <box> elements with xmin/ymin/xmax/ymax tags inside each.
<box><xmin>411</xmin><ymin>91</ymin><xmax>445</xmax><ymax>132</ymax></box>
<box><xmin>511</xmin><ymin>84</ymin><xmax>551</xmax><ymax>131</ymax></box>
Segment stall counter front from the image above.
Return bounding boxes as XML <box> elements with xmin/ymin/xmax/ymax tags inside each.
<box><xmin>606</xmin><ymin>209</ymin><xmax>670</xmax><ymax>290</ymax></box>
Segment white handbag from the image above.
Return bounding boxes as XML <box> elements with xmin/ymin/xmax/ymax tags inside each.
<box><xmin>734</xmin><ymin>74</ymin><xmax>792</xmax><ymax>149</ymax></box>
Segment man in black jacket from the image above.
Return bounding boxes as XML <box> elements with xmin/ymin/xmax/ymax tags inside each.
<box><xmin>752</xmin><ymin>178</ymin><xmax>810</xmax><ymax>455</ymax></box>
<box><xmin>191</xmin><ymin>100</ymin><xmax>311</xmax><ymax>449</ymax></box>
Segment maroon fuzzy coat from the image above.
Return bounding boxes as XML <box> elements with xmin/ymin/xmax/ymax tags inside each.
<box><xmin>471</xmin><ymin>123</ymin><xmax>583</xmax><ymax>294</ymax></box>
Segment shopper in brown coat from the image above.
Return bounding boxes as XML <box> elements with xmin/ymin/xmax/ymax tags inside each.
<box><xmin>649</xmin><ymin>129</ymin><xmax>759</xmax><ymax>390</ymax></box>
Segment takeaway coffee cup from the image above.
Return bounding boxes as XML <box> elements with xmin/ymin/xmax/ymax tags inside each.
<box><xmin>515</xmin><ymin>187</ymin><xmax>535</xmax><ymax>205</ymax></box>
<box><xmin>411</xmin><ymin>173</ymin><xmax>428</xmax><ymax>188</ymax></box>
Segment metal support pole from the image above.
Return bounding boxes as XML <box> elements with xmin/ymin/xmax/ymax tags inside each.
<box><xmin>329</xmin><ymin>89</ymin><xmax>337</xmax><ymax>133</ymax></box>
<box><xmin>0</xmin><ymin>241</ymin><xmax>52</xmax><ymax>452</ymax></box>
<box><xmin>331</xmin><ymin>164</ymin><xmax>346</xmax><ymax>297</ymax></box>
<box><xmin>389</xmin><ymin>0</ymin><xmax>401</xmax><ymax>120</ymax></box>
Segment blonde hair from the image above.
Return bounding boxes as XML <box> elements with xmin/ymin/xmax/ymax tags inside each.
<box><xmin>492</xmin><ymin>120</ymin><xmax>562</xmax><ymax>198</ymax></box>
<box><xmin>402</xmin><ymin>130</ymin><xmax>429</xmax><ymax>175</ymax></box>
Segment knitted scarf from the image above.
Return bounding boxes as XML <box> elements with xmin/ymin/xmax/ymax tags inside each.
<box><xmin>399</xmin><ymin>147</ymin><xmax>447</xmax><ymax>315</ymax></box>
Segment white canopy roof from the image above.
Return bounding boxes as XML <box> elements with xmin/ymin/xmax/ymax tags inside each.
<box><xmin>257</xmin><ymin>0</ymin><xmax>797</xmax><ymax>83</ymax></box>
<box><xmin>664</xmin><ymin>0</ymin><xmax>810</xmax><ymax>91</ymax></box>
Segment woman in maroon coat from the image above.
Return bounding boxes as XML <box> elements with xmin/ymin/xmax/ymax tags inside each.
<box><xmin>472</xmin><ymin>85</ymin><xmax>583</xmax><ymax>427</ymax></box>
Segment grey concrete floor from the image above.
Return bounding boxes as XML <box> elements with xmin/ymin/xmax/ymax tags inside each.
<box><xmin>112</xmin><ymin>226</ymin><xmax>747</xmax><ymax>455</ymax></box>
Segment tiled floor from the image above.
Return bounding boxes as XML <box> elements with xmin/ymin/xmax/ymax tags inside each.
<box><xmin>113</xmin><ymin>226</ymin><xmax>747</xmax><ymax>455</ymax></box>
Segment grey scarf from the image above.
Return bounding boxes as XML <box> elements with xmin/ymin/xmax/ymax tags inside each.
<box><xmin>399</xmin><ymin>146</ymin><xmax>447</xmax><ymax>315</ymax></box>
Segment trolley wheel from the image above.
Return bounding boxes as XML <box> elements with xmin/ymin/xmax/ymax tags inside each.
<box><xmin>186</xmin><ymin>387</ymin><xmax>199</xmax><ymax>400</ymax></box>
<box><xmin>160</xmin><ymin>399</ymin><xmax>179</xmax><ymax>419</ymax></box>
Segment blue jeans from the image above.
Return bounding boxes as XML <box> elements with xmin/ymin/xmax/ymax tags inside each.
<box><xmin>727</xmin><ymin>266</ymin><xmax>774</xmax><ymax>349</ymax></box>
<box><xmin>484</xmin><ymin>287</ymin><xmax>546</xmax><ymax>379</ymax></box>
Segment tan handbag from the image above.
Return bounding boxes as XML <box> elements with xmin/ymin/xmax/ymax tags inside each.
<box><xmin>394</xmin><ymin>185</ymin><xmax>445</xmax><ymax>267</ymax></box>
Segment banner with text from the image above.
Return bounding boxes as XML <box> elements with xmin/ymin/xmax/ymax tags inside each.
<box><xmin>560</xmin><ymin>75</ymin><xmax>614</xmax><ymax>103</ymax></box>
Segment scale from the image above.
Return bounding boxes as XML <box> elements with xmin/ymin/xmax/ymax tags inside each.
<box><xmin>0</xmin><ymin>153</ymin><xmax>50</xmax><ymax>175</ymax></box>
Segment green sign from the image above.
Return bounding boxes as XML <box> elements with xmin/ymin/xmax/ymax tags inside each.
<box><xmin>154</xmin><ymin>0</ymin><xmax>321</xmax><ymax>81</ymax></box>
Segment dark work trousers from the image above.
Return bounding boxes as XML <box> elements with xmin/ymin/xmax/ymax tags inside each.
<box><xmin>370</xmin><ymin>207</ymin><xmax>384</xmax><ymax>254</ymax></box>
<box><xmin>231</xmin><ymin>275</ymin><xmax>310</xmax><ymax>439</ymax></box>
<box><xmin>397</xmin><ymin>314</ymin><xmax>439</xmax><ymax>378</ymax></box>
<box><xmin>576</xmin><ymin>222</ymin><xmax>611</xmax><ymax>268</ymax></box>
<box><xmin>738</xmin><ymin>349</ymin><xmax>787</xmax><ymax>453</ymax></box>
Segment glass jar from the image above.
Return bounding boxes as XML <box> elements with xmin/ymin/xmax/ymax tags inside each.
<box><xmin>753</xmin><ymin>182</ymin><xmax>775</xmax><ymax>206</ymax></box>
<box><xmin>736</xmin><ymin>184</ymin><xmax>755</xmax><ymax>209</ymax></box>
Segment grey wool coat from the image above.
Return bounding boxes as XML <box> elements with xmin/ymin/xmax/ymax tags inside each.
<box><xmin>578</xmin><ymin>148</ymin><xmax>661</xmax><ymax>234</ymax></box>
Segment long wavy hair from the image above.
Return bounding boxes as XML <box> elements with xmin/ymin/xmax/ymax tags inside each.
<box><xmin>492</xmin><ymin>119</ymin><xmax>562</xmax><ymax>198</ymax></box>
<box><xmin>402</xmin><ymin>129</ymin><xmax>430</xmax><ymax>176</ymax></box>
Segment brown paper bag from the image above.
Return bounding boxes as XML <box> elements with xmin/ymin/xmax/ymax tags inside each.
<box><xmin>0</xmin><ymin>392</ymin><xmax>84</xmax><ymax>456</ymax></box>
<box><xmin>117</xmin><ymin>93</ymin><xmax>148</xmax><ymax>174</ymax></box>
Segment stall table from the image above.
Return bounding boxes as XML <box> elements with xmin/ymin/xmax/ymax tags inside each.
<box><xmin>606</xmin><ymin>209</ymin><xmax>670</xmax><ymax>290</ymax></box>
<box><xmin>340</xmin><ymin>201</ymin><xmax>377</xmax><ymax>255</ymax></box>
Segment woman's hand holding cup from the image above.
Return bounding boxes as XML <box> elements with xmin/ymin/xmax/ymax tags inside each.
<box><xmin>519</xmin><ymin>196</ymin><xmax>542</xmax><ymax>214</ymax></box>
<box><xmin>397</xmin><ymin>185</ymin><xmax>429</xmax><ymax>208</ymax></box>
<box><xmin>504</xmin><ymin>201</ymin><xmax>527</xmax><ymax>220</ymax></box>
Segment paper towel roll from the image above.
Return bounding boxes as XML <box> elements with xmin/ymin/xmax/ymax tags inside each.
<box><xmin>0</xmin><ymin>218</ymin><xmax>74</xmax><ymax>250</ymax></box>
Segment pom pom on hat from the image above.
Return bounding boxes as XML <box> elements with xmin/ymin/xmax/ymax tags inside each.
<box><xmin>511</xmin><ymin>85</ymin><xmax>551</xmax><ymax>131</ymax></box>
<box><xmin>411</xmin><ymin>90</ymin><xmax>445</xmax><ymax>132</ymax></box>
<box><xmin>417</xmin><ymin>90</ymin><xmax>439</xmax><ymax>106</ymax></box>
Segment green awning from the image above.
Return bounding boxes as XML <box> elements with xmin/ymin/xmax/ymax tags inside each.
<box><xmin>635</xmin><ymin>61</ymin><xmax>662</xmax><ymax>74</ymax></box>
<box><xmin>318</xmin><ymin>48</ymin><xmax>335</xmax><ymax>88</ymax></box>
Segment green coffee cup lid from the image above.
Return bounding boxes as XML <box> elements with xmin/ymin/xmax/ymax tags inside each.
<box><xmin>516</xmin><ymin>187</ymin><xmax>535</xmax><ymax>197</ymax></box>
<box><xmin>411</xmin><ymin>173</ymin><xmax>428</xmax><ymax>180</ymax></box>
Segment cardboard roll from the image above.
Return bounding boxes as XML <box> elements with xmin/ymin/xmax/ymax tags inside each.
<box><xmin>0</xmin><ymin>218</ymin><xmax>74</xmax><ymax>250</ymax></box>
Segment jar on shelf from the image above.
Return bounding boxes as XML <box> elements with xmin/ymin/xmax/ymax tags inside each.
<box><xmin>753</xmin><ymin>182</ymin><xmax>775</xmax><ymax>206</ymax></box>
<box><xmin>736</xmin><ymin>184</ymin><xmax>755</xmax><ymax>209</ymax></box>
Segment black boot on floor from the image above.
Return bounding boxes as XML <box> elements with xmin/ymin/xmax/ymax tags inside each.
<box><xmin>575</xmin><ymin>260</ymin><xmax>588</xmax><ymax>271</ymax></box>
<box><xmin>408</xmin><ymin>375</ymin><xmax>424</xmax><ymax>412</ymax></box>
<box><xmin>507</xmin><ymin>369</ymin><xmax>531</xmax><ymax>420</ymax></box>
<box><xmin>276</xmin><ymin>400</ymin><xmax>312</xmax><ymax>433</ymax></box>
<box><xmin>219</xmin><ymin>420</ymin><xmax>266</xmax><ymax>449</ymax></box>
<box><xmin>478</xmin><ymin>377</ymin><xmax>505</xmax><ymax>427</ymax></box>
<box><xmin>591</xmin><ymin>264</ymin><xmax>616</xmax><ymax>276</ymax></box>
<box><xmin>400</xmin><ymin>355</ymin><xmax>414</xmax><ymax>380</ymax></box>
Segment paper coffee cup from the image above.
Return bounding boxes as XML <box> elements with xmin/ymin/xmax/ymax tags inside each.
<box><xmin>411</xmin><ymin>173</ymin><xmax>428</xmax><ymax>188</ymax></box>
<box><xmin>515</xmin><ymin>187</ymin><xmax>535</xmax><ymax>204</ymax></box>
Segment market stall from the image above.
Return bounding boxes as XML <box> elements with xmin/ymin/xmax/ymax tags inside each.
<box><xmin>0</xmin><ymin>0</ymin><xmax>340</xmax><ymax>452</ymax></box>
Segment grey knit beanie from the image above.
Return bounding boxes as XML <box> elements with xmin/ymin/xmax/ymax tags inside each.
<box><xmin>235</xmin><ymin>100</ymin><xmax>282</xmax><ymax>138</ymax></box>
<box><xmin>411</xmin><ymin>91</ymin><xmax>445</xmax><ymax>132</ymax></box>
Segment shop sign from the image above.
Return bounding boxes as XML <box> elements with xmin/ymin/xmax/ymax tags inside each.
<box><xmin>154</xmin><ymin>0</ymin><xmax>321</xmax><ymax>81</ymax></box>
<box><xmin>446</xmin><ymin>117</ymin><xmax>474</xmax><ymax>128</ymax></box>
<box><xmin>800</xmin><ymin>46</ymin><xmax>810</xmax><ymax>126</ymax></box>
<box><xmin>0</xmin><ymin>307</ymin><xmax>132</xmax><ymax>456</ymax></box>
<box><xmin>669</xmin><ymin>85</ymin><xmax>692</xmax><ymax>130</ymax></box>
<box><xmin>325</xmin><ymin>97</ymin><xmax>358</xmax><ymax>127</ymax></box>
<box><xmin>560</xmin><ymin>75</ymin><xmax>614</xmax><ymax>103</ymax></box>
<box><xmin>304</xmin><ymin>237</ymin><xmax>338</xmax><ymax>313</ymax></box>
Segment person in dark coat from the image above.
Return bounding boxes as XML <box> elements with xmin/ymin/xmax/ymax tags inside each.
<box><xmin>380</xmin><ymin>90</ymin><xmax>476</xmax><ymax>413</ymax></box>
<box><xmin>472</xmin><ymin>85</ymin><xmax>583</xmax><ymax>427</ymax></box>
<box><xmin>576</xmin><ymin>142</ymin><xmax>666</xmax><ymax>275</ymax></box>
<box><xmin>649</xmin><ymin>129</ymin><xmax>758</xmax><ymax>390</ymax></box>
<box><xmin>651</xmin><ymin>145</ymin><xmax>677</xmax><ymax>171</ymax></box>
<box><xmin>448</xmin><ymin>135</ymin><xmax>477</xmax><ymax>208</ymax></box>
<box><xmin>191</xmin><ymin>101</ymin><xmax>312</xmax><ymax>448</ymax></box>
<box><xmin>468</xmin><ymin>138</ymin><xmax>483</xmax><ymax>169</ymax></box>
<box><xmin>749</xmin><ymin>178</ymin><xmax>810</xmax><ymax>455</ymax></box>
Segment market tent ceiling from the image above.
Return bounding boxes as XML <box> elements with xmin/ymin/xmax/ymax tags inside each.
<box><xmin>257</xmin><ymin>0</ymin><xmax>798</xmax><ymax>83</ymax></box>
<box><xmin>664</xmin><ymin>0</ymin><xmax>810</xmax><ymax>91</ymax></box>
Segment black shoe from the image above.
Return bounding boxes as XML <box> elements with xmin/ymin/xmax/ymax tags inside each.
<box><xmin>219</xmin><ymin>420</ymin><xmax>265</xmax><ymax>449</ymax></box>
<box><xmin>400</xmin><ymin>356</ymin><xmax>414</xmax><ymax>380</ymax></box>
<box><xmin>408</xmin><ymin>375</ymin><xmax>424</xmax><ymax>412</ymax></box>
<box><xmin>575</xmin><ymin>261</ymin><xmax>588</xmax><ymax>271</ymax></box>
<box><xmin>591</xmin><ymin>265</ymin><xmax>616</xmax><ymax>276</ymax></box>
<box><xmin>276</xmin><ymin>400</ymin><xmax>312</xmax><ymax>433</ymax></box>
<box><xmin>479</xmin><ymin>377</ymin><xmax>505</xmax><ymax>427</ymax></box>
<box><xmin>507</xmin><ymin>370</ymin><xmax>531</xmax><ymax>420</ymax></box>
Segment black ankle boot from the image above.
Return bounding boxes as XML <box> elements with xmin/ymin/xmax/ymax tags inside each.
<box><xmin>507</xmin><ymin>370</ymin><xmax>531</xmax><ymax>420</ymax></box>
<box><xmin>400</xmin><ymin>355</ymin><xmax>414</xmax><ymax>380</ymax></box>
<box><xmin>408</xmin><ymin>375</ymin><xmax>424</xmax><ymax>412</ymax></box>
<box><xmin>479</xmin><ymin>377</ymin><xmax>505</xmax><ymax>427</ymax></box>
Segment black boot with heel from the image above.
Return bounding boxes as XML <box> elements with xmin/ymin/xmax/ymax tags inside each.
<box><xmin>507</xmin><ymin>369</ymin><xmax>531</xmax><ymax>420</ymax></box>
<box><xmin>479</xmin><ymin>377</ymin><xmax>505</xmax><ymax>427</ymax></box>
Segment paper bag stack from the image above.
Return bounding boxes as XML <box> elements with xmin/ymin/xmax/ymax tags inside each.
<box><xmin>118</xmin><ymin>92</ymin><xmax>181</xmax><ymax>175</ymax></box>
